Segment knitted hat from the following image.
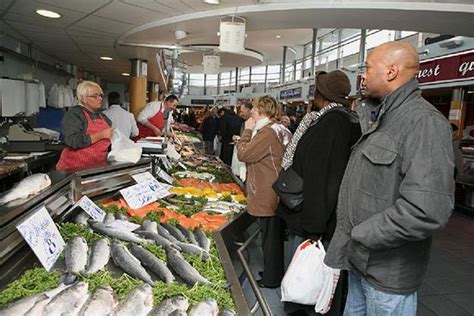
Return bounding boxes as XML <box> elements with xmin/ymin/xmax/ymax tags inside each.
<box><xmin>315</xmin><ymin>70</ymin><xmax>351</xmax><ymax>107</ymax></box>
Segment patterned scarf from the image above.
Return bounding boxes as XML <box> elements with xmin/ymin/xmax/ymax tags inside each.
<box><xmin>281</xmin><ymin>102</ymin><xmax>343</xmax><ymax>170</ymax></box>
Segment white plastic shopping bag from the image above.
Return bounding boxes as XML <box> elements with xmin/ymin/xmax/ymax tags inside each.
<box><xmin>280</xmin><ymin>239</ymin><xmax>340</xmax><ymax>314</ymax></box>
<box><xmin>108</xmin><ymin>130</ymin><xmax>142</xmax><ymax>163</ymax></box>
<box><xmin>231</xmin><ymin>146</ymin><xmax>246</xmax><ymax>181</ymax></box>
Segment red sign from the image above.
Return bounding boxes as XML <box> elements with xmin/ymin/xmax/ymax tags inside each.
<box><xmin>417</xmin><ymin>50</ymin><xmax>474</xmax><ymax>85</ymax></box>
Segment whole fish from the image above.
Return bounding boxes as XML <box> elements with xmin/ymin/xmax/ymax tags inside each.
<box><xmin>189</xmin><ymin>299</ymin><xmax>219</xmax><ymax>316</ymax></box>
<box><xmin>174</xmin><ymin>241</ymin><xmax>210</xmax><ymax>261</ymax></box>
<box><xmin>64</xmin><ymin>236</ymin><xmax>88</xmax><ymax>274</ymax></box>
<box><xmin>129</xmin><ymin>244</ymin><xmax>175</xmax><ymax>283</ymax></box>
<box><xmin>169</xmin><ymin>310</ymin><xmax>187</xmax><ymax>316</ymax></box>
<box><xmin>0</xmin><ymin>173</ymin><xmax>51</xmax><ymax>204</ymax></box>
<box><xmin>110</xmin><ymin>241</ymin><xmax>154</xmax><ymax>285</ymax></box>
<box><xmin>79</xmin><ymin>285</ymin><xmax>118</xmax><ymax>316</ymax></box>
<box><xmin>74</xmin><ymin>212</ymin><xmax>90</xmax><ymax>226</ymax></box>
<box><xmin>103</xmin><ymin>212</ymin><xmax>115</xmax><ymax>225</ymax></box>
<box><xmin>157</xmin><ymin>224</ymin><xmax>180</xmax><ymax>243</ymax></box>
<box><xmin>116</xmin><ymin>213</ymin><xmax>129</xmax><ymax>221</ymax></box>
<box><xmin>135</xmin><ymin>230</ymin><xmax>174</xmax><ymax>249</ymax></box>
<box><xmin>166</xmin><ymin>246</ymin><xmax>212</xmax><ymax>286</ymax></box>
<box><xmin>89</xmin><ymin>220</ymin><xmax>147</xmax><ymax>243</ymax></box>
<box><xmin>161</xmin><ymin>223</ymin><xmax>187</xmax><ymax>242</ymax></box>
<box><xmin>24</xmin><ymin>294</ymin><xmax>50</xmax><ymax>316</ymax></box>
<box><xmin>112</xmin><ymin>284</ymin><xmax>153</xmax><ymax>316</ymax></box>
<box><xmin>84</xmin><ymin>238</ymin><xmax>110</xmax><ymax>276</ymax></box>
<box><xmin>43</xmin><ymin>282</ymin><xmax>89</xmax><ymax>316</ymax></box>
<box><xmin>218</xmin><ymin>310</ymin><xmax>236</xmax><ymax>316</ymax></box>
<box><xmin>149</xmin><ymin>296</ymin><xmax>189</xmax><ymax>316</ymax></box>
<box><xmin>176</xmin><ymin>223</ymin><xmax>199</xmax><ymax>246</ymax></box>
<box><xmin>194</xmin><ymin>227</ymin><xmax>211</xmax><ymax>252</ymax></box>
<box><xmin>0</xmin><ymin>284</ymin><xmax>68</xmax><ymax>316</ymax></box>
<box><xmin>141</xmin><ymin>220</ymin><xmax>158</xmax><ymax>234</ymax></box>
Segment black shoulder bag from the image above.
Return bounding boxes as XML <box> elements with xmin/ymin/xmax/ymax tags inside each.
<box><xmin>272</xmin><ymin>166</ymin><xmax>303</xmax><ymax>212</ymax></box>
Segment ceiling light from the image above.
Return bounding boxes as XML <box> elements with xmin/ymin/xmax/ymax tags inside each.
<box><xmin>203</xmin><ymin>0</ymin><xmax>220</xmax><ymax>4</ymax></box>
<box><xmin>36</xmin><ymin>9</ymin><xmax>61</xmax><ymax>19</ymax></box>
<box><xmin>100</xmin><ymin>56</ymin><xmax>113</xmax><ymax>61</ymax></box>
<box><xmin>276</xmin><ymin>35</ymin><xmax>281</xmax><ymax>39</ymax></box>
<box><xmin>122</xmin><ymin>73</ymin><xmax>130</xmax><ymax>76</ymax></box>
<box><xmin>175</xmin><ymin>30</ymin><xmax>187</xmax><ymax>40</ymax></box>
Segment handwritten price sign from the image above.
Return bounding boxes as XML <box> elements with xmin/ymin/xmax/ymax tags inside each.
<box><xmin>75</xmin><ymin>196</ymin><xmax>105</xmax><ymax>221</ymax></box>
<box><xmin>16</xmin><ymin>206</ymin><xmax>65</xmax><ymax>271</ymax></box>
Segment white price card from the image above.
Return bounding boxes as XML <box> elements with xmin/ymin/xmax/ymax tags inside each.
<box><xmin>157</xmin><ymin>166</ymin><xmax>174</xmax><ymax>184</ymax></box>
<box><xmin>160</xmin><ymin>156</ymin><xmax>172</xmax><ymax>170</ymax></box>
<box><xmin>75</xmin><ymin>196</ymin><xmax>105</xmax><ymax>221</ymax></box>
<box><xmin>132</xmin><ymin>172</ymin><xmax>172</xmax><ymax>198</ymax></box>
<box><xmin>132</xmin><ymin>171</ymin><xmax>156</xmax><ymax>183</ymax></box>
<box><xmin>16</xmin><ymin>206</ymin><xmax>65</xmax><ymax>271</ymax></box>
<box><xmin>120</xmin><ymin>182</ymin><xmax>157</xmax><ymax>209</ymax></box>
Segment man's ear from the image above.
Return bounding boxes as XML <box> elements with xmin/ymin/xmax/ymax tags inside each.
<box><xmin>387</xmin><ymin>64</ymin><xmax>399</xmax><ymax>82</ymax></box>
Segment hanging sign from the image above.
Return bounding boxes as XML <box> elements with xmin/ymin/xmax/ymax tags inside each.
<box><xmin>16</xmin><ymin>206</ymin><xmax>65</xmax><ymax>271</ymax></box>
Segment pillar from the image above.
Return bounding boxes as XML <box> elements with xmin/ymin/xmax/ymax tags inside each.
<box><xmin>311</xmin><ymin>29</ymin><xmax>318</xmax><ymax>76</ymax></box>
<box><xmin>129</xmin><ymin>59</ymin><xmax>147</xmax><ymax>118</ymax></box>
<box><xmin>449</xmin><ymin>88</ymin><xmax>467</xmax><ymax>141</ymax></box>
<box><xmin>281</xmin><ymin>46</ymin><xmax>288</xmax><ymax>84</ymax></box>
<box><xmin>148</xmin><ymin>82</ymin><xmax>159</xmax><ymax>102</ymax></box>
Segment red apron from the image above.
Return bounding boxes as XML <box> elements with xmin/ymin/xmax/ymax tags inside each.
<box><xmin>56</xmin><ymin>110</ymin><xmax>111</xmax><ymax>170</ymax></box>
<box><xmin>136</xmin><ymin>108</ymin><xmax>165</xmax><ymax>139</ymax></box>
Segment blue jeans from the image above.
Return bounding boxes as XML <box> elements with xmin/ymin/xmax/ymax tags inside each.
<box><xmin>344</xmin><ymin>272</ymin><xmax>417</xmax><ymax>316</ymax></box>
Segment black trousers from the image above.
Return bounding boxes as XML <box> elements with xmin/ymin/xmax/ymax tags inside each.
<box><xmin>220</xmin><ymin>142</ymin><xmax>234</xmax><ymax>165</ymax></box>
<box><xmin>259</xmin><ymin>215</ymin><xmax>285</xmax><ymax>287</ymax></box>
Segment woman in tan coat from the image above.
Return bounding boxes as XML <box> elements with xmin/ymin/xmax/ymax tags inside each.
<box><xmin>237</xmin><ymin>95</ymin><xmax>285</xmax><ymax>288</ymax></box>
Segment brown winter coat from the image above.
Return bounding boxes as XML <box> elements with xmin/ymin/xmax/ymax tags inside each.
<box><xmin>237</xmin><ymin>125</ymin><xmax>284</xmax><ymax>217</ymax></box>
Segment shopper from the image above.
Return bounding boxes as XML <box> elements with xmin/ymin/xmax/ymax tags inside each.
<box><xmin>217</xmin><ymin>108</ymin><xmax>243</xmax><ymax>165</ymax></box>
<box><xmin>56</xmin><ymin>80</ymin><xmax>114</xmax><ymax>170</ymax></box>
<box><xmin>136</xmin><ymin>95</ymin><xmax>178</xmax><ymax>139</ymax></box>
<box><xmin>104</xmin><ymin>92</ymin><xmax>139</xmax><ymax>138</ymax></box>
<box><xmin>237</xmin><ymin>96</ymin><xmax>285</xmax><ymax>288</ymax></box>
<box><xmin>325</xmin><ymin>41</ymin><xmax>455</xmax><ymax>316</ymax></box>
<box><xmin>231</xmin><ymin>101</ymin><xmax>253</xmax><ymax>180</ymax></box>
<box><xmin>278</xmin><ymin>70</ymin><xmax>361</xmax><ymax>315</ymax></box>
<box><xmin>199</xmin><ymin>107</ymin><xmax>218</xmax><ymax>155</ymax></box>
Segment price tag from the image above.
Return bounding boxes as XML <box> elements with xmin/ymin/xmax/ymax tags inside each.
<box><xmin>16</xmin><ymin>206</ymin><xmax>65</xmax><ymax>271</ymax></box>
<box><xmin>132</xmin><ymin>172</ymin><xmax>156</xmax><ymax>183</ymax></box>
<box><xmin>120</xmin><ymin>183</ymin><xmax>157</xmax><ymax>209</ymax></box>
<box><xmin>160</xmin><ymin>156</ymin><xmax>172</xmax><ymax>170</ymax></box>
<box><xmin>157</xmin><ymin>166</ymin><xmax>174</xmax><ymax>184</ymax></box>
<box><xmin>132</xmin><ymin>172</ymin><xmax>172</xmax><ymax>198</ymax></box>
<box><xmin>178</xmin><ymin>162</ymin><xmax>188</xmax><ymax>170</ymax></box>
<box><xmin>74</xmin><ymin>196</ymin><xmax>106</xmax><ymax>221</ymax></box>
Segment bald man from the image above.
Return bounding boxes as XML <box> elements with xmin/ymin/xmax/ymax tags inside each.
<box><xmin>325</xmin><ymin>42</ymin><xmax>454</xmax><ymax>316</ymax></box>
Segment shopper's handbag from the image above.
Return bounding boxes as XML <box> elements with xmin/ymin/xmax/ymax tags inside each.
<box><xmin>272</xmin><ymin>166</ymin><xmax>303</xmax><ymax>211</ymax></box>
<box><xmin>281</xmin><ymin>239</ymin><xmax>340</xmax><ymax>313</ymax></box>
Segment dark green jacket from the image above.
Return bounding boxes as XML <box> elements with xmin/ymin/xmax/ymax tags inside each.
<box><xmin>325</xmin><ymin>79</ymin><xmax>455</xmax><ymax>293</ymax></box>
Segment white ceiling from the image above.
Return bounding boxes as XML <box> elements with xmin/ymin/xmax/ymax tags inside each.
<box><xmin>1</xmin><ymin>0</ymin><xmax>474</xmax><ymax>84</ymax></box>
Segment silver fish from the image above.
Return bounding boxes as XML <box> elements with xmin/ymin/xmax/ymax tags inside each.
<box><xmin>103</xmin><ymin>212</ymin><xmax>116</xmax><ymax>225</ymax></box>
<box><xmin>65</xmin><ymin>236</ymin><xmax>88</xmax><ymax>274</ymax></box>
<box><xmin>74</xmin><ymin>212</ymin><xmax>90</xmax><ymax>226</ymax></box>
<box><xmin>141</xmin><ymin>220</ymin><xmax>158</xmax><ymax>234</ymax></box>
<box><xmin>176</xmin><ymin>223</ymin><xmax>199</xmax><ymax>246</ymax></box>
<box><xmin>218</xmin><ymin>309</ymin><xmax>236</xmax><ymax>316</ymax></box>
<box><xmin>157</xmin><ymin>224</ymin><xmax>180</xmax><ymax>243</ymax></box>
<box><xmin>194</xmin><ymin>227</ymin><xmax>211</xmax><ymax>252</ymax></box>
<box><xmin>149</xmin><ymin>296</ymin><xmax>189</xmax><ymax>316</ymax></box>
<box><xmin>110</xmin><ymin>241</ymin><xmax>154</xmax><ymax>285</ymax></box>
<box><xmin>79</xmin><ymin>285</ymin><xmax>118</xmax><ymax>316</ymax></box>
<box><xmin>135</xmin><ymin>230</ymin><xmax>174</xmax><ymax>249</ymax></box>
<box><xmin>129</xmin><ymin>244</ymin><xmax>175</xmax><ymax>283</ymax></box>
<box><xmin>189</xmin><ymin>299</ymin><xmax>219</xmax><ymax>316</ymax></box>
<box><xmin>89</xmin><ymin>220</ymin><xmax>147</xmax><ymax>243</ymax></box>
<box><xmin>116</xmin><ymin>213</ymin><xmax>129</xmax><ymax>221</ymax></box>
<box><xmin>161</xmin><ymin>223</ymin><xmax>187</xmax><ymax>242</ymax></box>
<box><xmin>0</xmin><ymin>173</ymin><xmax>51</xmax><ymax>204</ymax></box>
<box><xmin>174</xmin><ymin>241</ymin><xmax>210</xmax><ymax>261</ymax></box>
<box><xmin>169</xmin><ymin>310</ymin><xmax>187</xmax><ymax>316</ymax></box>
<box><xmin>166</xmin><ymin>246</ymin><xmax>212</xmax><ymax>286</ymax></box>
<box><xmin>112</xmin><ymin>284</ymin><xmax>153</xmax><ymax>316</ymax></box>
<box><xmin>84</xmin><ymin>238</ymin><xmax>110</xmax><ymax>276</ymax></box>
<box><xmin>43</xmin><ymin>282</ymin><xmax>89</xmax><ymax>316</ymax></box>
<box><xmin>24</xmin><ymin>294</ymin><xmax>50</xmax><ymax>316</ymax></box>
<box><xmin>0</xmin><ymin>284</ymin><xmax>68</xmax><ymax>316</ymax></box>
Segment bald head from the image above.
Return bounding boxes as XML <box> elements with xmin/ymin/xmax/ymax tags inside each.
<box><xmin>362</xmin><ymin>41</ymin><xmax>420</xmax><ymax>98</ymax></box>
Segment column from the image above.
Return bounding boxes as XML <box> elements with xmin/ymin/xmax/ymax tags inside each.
<box><xmin>234</xmin><ymin>67</ymin><xmax>239</xmax><ymax>92</ymax></box>
<box><xmin>264</xmin><ymin>65</ymin><xmax>268</xmax><ymax>93</ymax></box>
<box><xmin>129</xmin><ymin>59</ymin><xmax>147</xmax><ymax>117</ymax></box>
<box><xmin>281</xmin><ymin>46</ymin><xmax>288</xmax><ymax>84</ymax></box>
<box><xmin>311</xmin><ymin>28</ymin><xmax>318</xmax><ymax>76</ymax></box>
<box><xmin>336</xmin><ymin>29</ymin><xmax>343</xmax><ymax>69</ymax></box>
<box><xmin>148</xmin><ymin>82</ymin><xmax>159</xmax><ymax>102</ymax></box>
<box><xmin>450</xmin><ymin>88</ymin><xmax>466</xmax><ymax>141</ymax></box>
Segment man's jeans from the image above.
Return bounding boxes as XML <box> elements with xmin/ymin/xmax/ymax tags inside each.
<box><xmin>344</xmin><ymin>272</ymin><xmax>417</xmax><ymax>316</ymax></box>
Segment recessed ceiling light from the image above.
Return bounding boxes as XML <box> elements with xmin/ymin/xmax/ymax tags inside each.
<box><xmin>36</xmin><ymin>9</ymin><xmax>61</xmax><ymax>19</ymax></box>
<box><xmin>203</xmin><ymin>0</ymin><xmax>220</xmax><ymax>4</ymax></box>
<box><xmin>100</xmin><ymin>56</ymin><xmax>113</xmax><ymax>61</ymax></box>
<box><xmin>276</xmin><ymin>35</ymin><xmax>281</xmax><ymax>39</ymax></box>
<box><xmin>122</xmin><ymin>73</ymin><xmax>130</xmax><ymax>76</ymax></box>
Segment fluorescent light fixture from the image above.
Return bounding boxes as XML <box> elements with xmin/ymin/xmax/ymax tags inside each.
<box><xmin>36</xmin><ymin>9</ymin><xmax>61</xmax><ymax>19</ymax></box>
<box><xmin>122</xmin><ymin>73</ymin><xmax>130</xmax><ymax>76</ymax></box>
<box><xmin>203</xmin><ymin>0</ymin><xmax>220</xmax><ymax>4</ymax></box>
<box><xmin>100</xmin><ymin>56</ymin><xmax>113</xmax><ymax>60</ymax></box>
<box><xmin>276</xmin><ymin>35</ymin><xmax>281</xmax><ymax>39</ymax></box>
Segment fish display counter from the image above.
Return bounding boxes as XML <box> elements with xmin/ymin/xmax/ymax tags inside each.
<box><xmin>0</xmin><ymin>154</ymin><xmax>260</xmax><ymax>315</ymax></box>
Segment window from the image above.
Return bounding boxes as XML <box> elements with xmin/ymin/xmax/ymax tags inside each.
<box><xmin>189</xmin><ymin>73</ymin><xmax>205</xmax><ymax>87</ymax></box>
<box><xmin>206</xmin><ymin>74</ymin><xmax>218</xmax><ymax>87</ymax></box>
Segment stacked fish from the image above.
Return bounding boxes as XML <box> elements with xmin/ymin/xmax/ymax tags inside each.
<box><xmin>0</xmin><ymin>281</ymin><xmax>235</xmax><ymax>316</ymax></box>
